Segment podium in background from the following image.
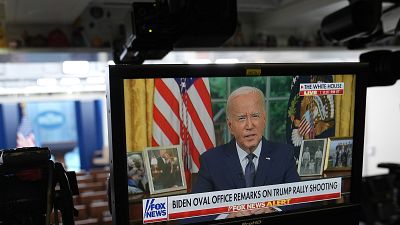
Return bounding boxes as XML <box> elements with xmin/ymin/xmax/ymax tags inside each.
<box><xmin>42</xmin><ymin>141</ymin><xmax>76</xmax><ymax>167</ymax></box>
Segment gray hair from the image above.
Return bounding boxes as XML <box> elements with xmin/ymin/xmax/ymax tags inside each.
<box><xmin>127</xmin><ymin>154</ymin><xmax>143</xmax><ymax>176</ymax></box>
<box><xmin>226</xmin><ymin>86</ymin><xmax>266</xmax><ymax>119</ymax></box>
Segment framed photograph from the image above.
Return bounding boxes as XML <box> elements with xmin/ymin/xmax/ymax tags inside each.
<box><xmin>143</xmin><ymin>145</ymin><xmax>187</xmax><ymax>195</ymax></box>
<box><xmin>298</xmin><ymin>139</ymin><xmax>327</xmax><ymax>176</ymax></box>
<box><xmin>127</xmin><ymin>152</ymin><xmax>147</xmax><ymax>195</ymax></box>
<box><xmin>325</xmin><ymin>137</ymin><xmax>353</xmax><ymax>171</ymax></box>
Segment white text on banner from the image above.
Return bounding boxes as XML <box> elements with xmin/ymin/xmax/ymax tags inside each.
<box><xmin>142</xmin><ymin>177</ymin><xmax>342</xmax><ymax>223</ymax></box>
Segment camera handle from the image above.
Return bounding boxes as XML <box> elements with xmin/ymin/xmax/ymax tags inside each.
<box><xmin>52</xmin><ymin>162</ymin><xmax>79</xmax><ymax>225</ymax></box>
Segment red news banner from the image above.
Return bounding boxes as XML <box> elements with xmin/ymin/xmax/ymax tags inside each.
<box><xmin>299</xmin><ymin>82</ymin><xmax>344</xmax><ymax>96</ymax></box>
<box><xmin>143</xmin><ymin>177</ymin><xmax>342</xmax><ymax>223</ymax></box>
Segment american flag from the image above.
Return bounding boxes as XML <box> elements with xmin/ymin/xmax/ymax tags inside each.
<box><xmin>298</xmin><ymin>110</ymin><xmax>314</xmax><ymax>138</ymax></box>
<box><xmin>152</xmin><ymin>78</ymin><xmax>216</xmax><ymax>185</ymax></box>
<box><xmin>16</xmin><ymin>113</ymin><xmax>36</xmax><ymax>148</ymax></box>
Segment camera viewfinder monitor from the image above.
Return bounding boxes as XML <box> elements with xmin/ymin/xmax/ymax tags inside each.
<box><xmin>107</xmin><ymin>63</ymin><xmax>369</xmax><ymax>225</ymax></box>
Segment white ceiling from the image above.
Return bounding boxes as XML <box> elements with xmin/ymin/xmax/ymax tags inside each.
<box><xmin>1</xmin><ymin>0</ymin><xmax>353</xmax><ymax>50</ymax></box>
<box><xmin>0</xmin><ymin>0</ymin><xmax>357</xmax><ymax>56</ymax></box>
<box><xmin>2</xmin><ymin>0</ymin><xmax>347</xmax><ymax>29</ymax></box>
<box><xmin>255</xmin><ymin>0</ymin><xmax>348</xmax><ymax>30</ymax></box>
<box><xmin>3</xmin><ymin>0</ymin><xmax>92</xmax><ymax>24</ymax></box>
<box><xmin>3</xmin><ymin>0</ymin><xmax>398</xmax><ymax>41</ymax></box>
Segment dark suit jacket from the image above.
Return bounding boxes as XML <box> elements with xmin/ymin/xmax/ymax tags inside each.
<box><xmin>192</xmin><ymin>137</ymin><xmax>300</xmax><ymax>193</ymax></box>
<box><xmin>181</xmin><ymin>138</ymin><xmax>300</xmax><ymax>224</ymax></box>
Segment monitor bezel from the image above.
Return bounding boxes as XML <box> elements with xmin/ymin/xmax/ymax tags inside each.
<box><xmin>106</xmin><ymin>63</ymin><xmax>369</xmax><ymax>225</ymax></box>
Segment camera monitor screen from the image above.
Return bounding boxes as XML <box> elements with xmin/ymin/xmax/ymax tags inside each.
<box><xmin>107</xmin><ymin>63</ymin><xmax>368</xmax><ymax>225</ymax></box>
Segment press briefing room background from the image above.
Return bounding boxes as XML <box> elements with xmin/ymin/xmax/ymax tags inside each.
<box><xmin>0</xmin><ymin>0</ymin><xmax>400</xmax><ymax>224</ymax></box>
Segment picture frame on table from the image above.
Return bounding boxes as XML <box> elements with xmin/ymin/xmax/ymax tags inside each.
<box><xmin>298</xmin><ymin>138</ymin><xmax>327</xmax><ymax>176</ymax></box>
<box><xmin>143</xmin><ymin>145</ymin><xmax>186</xmax><ymax>195</ymax></box>
<box><xmin>126</xmin><ymin>152</ymin><xmax>147</xmax><ymax>195</ymax></box>
<box><xmin>324</xmin><ymin>137</ymin><xmax>353</xmax><ymax>171</ymax></box>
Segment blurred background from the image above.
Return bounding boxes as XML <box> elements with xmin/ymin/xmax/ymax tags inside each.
<box><xmin>1</xmin><ymin>1</ymin><xmax>400</xmax><ymax>224</ymax></box>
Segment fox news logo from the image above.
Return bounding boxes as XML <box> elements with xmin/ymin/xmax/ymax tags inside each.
<box><xmin>143</xmin><ymin>198</ymin><xmax>168</xmax><ymax>223</ymax></box>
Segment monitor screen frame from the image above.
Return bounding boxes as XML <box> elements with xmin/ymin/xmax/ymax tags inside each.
<box><xmin>106</xmin><ymin>63</ymin><xmax>369</xmax><ymax>225</ymax></box>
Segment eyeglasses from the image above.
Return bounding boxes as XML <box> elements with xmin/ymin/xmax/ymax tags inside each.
<box><xmin>234</xmin><ymin>112</ymin><xmax>262</xmax><ymax>122</ymax></box>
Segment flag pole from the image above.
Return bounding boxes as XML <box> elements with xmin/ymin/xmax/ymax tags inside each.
<box><xmin>180</xmin><ymin>78</ymin><xmax>192</xmax><ymax>191</ymax></box>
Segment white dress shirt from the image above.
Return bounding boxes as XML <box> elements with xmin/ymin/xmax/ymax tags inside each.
<box><xmin>236</xmin><ymin>141</ymin><xmax>262</xmax><ymax>175</ymax></box>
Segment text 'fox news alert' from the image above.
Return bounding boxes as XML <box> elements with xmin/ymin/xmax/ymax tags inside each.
<box><xmin>299</xmin><ymin>82</ymin><xmax>344</xmax><ymax>96</ymax></box>
<box><xmin>143</xmin><ymin>177</ymin><xmax>342</xmax><ymax>223</ymax></box>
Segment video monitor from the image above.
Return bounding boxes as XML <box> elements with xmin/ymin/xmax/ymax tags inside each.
<box><xmin>107</xmin><ymin>63</ymin><xmax>369</xmax><ymax>225</ymax></box>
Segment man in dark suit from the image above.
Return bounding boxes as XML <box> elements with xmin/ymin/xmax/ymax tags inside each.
<box><xmin>154</xmin><ymin>149</ymin><xmax>174</xmax><ymax>189</ymax></box>
<box><xmin>154</xmin><ymin>149</ymin><xmax>183</xmax><ymax>190</ymax></box>
<box><xmin>192</xmin><ymin>86</ymin><xmax>300</xmax><ymax>218</ymax></box>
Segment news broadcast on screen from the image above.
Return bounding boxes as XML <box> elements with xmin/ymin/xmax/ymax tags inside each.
<box><xmin>105</xmin><ymin>65</ymin><xmax>362</xmax><ymax>225</ymax></box>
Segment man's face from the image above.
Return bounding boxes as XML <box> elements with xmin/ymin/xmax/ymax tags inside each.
<box><xmin>128</xmin><ymin>158</ymin><xmax>144</xmax><ymax>180</ymax></box>
<box><xmin>133</xmin><ymin>163</ymin><xmax>144</xmax><ymax>179</ymax></box>
<box><xmin>227</xmin><ymin>92</ymin><xmax>266</xmax><ymax>152</ymax></box>
<box><xmin>159</xmin><ymin>149</ymin><xmax>167</xmax><ymax>158</ymax></box>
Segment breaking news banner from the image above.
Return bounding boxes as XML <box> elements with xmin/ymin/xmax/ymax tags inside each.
<box><xmin>299</xmin><ymin>82</ymin><xmax>344</xmax><ymax>96</ymax></box>
<box><xmin>143</xmin><ymin>177</ymin><xmax>341</xmax><ymax>223</ymax></box>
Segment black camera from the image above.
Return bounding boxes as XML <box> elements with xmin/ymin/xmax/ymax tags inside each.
<box><xmin>0</xmin><ymin>147</ymin><xmax>79</xmax><ymax>225</ymax></box>
<box><xmin>113</xmin><ymin>0</ymin><xmax>237</xmax><ymax>64</ymax></box>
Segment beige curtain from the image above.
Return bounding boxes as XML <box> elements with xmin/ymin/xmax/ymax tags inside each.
<box><xmin>124</xmin><ymin>79</ymin><xmax>154</xmax><ymax>152</ymax></box>
<box><xmin>334</xmin><ymin>75</ymin><xmax>355</xmax><ymax>137</ymax></box>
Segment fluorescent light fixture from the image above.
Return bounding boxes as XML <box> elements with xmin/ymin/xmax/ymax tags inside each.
<box><xmin>24</xmin><ymin>85</ymin><xmax>42</xmax><ymax>94</ymax></box>
<box><xmin>86</xmin><ymin>76</ymin><xmax>105</xmax><ymax>84</ymax></box>
<box><xmin>253</xmin><ymin>59</ymin><xmax>267</xmax><ymax>63</ymax></box>
<box><xmin>37</xmin><ymin>78</ymin><xmax>57</xmax><ymax>86</ymax></box>
<box><xmin>62</xmin><ymin>61</ymin><xmax>90</xmax><ymax>75</ymax></box>
<box><xmin>60</xmin><ymin>77</ymin><xmax>81</xmax><ymax>86</ymax></box>
<box><xmin>86</xmin><ymin>84</ymin><xmax>106</xmax><ymax>92</ymax></box>
<box><xmin>215</xmin><ymin>58</ymin><xmax>240</xmax><ymax>64</ymax></box>
<box><xmin>187</xmin><ymin>59</ymin><xmax>212</xmax><ymax>64</ymax></box>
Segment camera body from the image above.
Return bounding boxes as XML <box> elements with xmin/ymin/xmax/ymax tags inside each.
<box><xmin>0</xmin><ymin>147</ymin><xmax>78</xmax><ymax>225</ymax></box>
<box><xmin>113</xmin><ymin>0</ymin><xmax>237</xmax><ymax>64</ymax></box>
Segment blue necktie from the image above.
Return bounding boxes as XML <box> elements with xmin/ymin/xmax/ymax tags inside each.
<box><xmin>245</xmin><ymin>153</ymin><xmax>256</xmax><ymax>187</ymax></box>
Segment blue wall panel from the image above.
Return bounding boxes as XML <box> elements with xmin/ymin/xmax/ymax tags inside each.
<box><xmin>75</xmin><ymin>100</ymin><xmax>100</xmax><ymax>170</ymax></box>
<box><xmin>0</xmin><ymin>105</ymin><xmax>5</xmax><ymax>149</ymax></box>
<box><xmin>0</xmin><ymin>103</ymin><xmax>20</xmax><ymax>149</ymax></box>
<box><xmin>94</xmin><ymin>100</ymin><xmax>104</xmax><ymax>151</ymax></box>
